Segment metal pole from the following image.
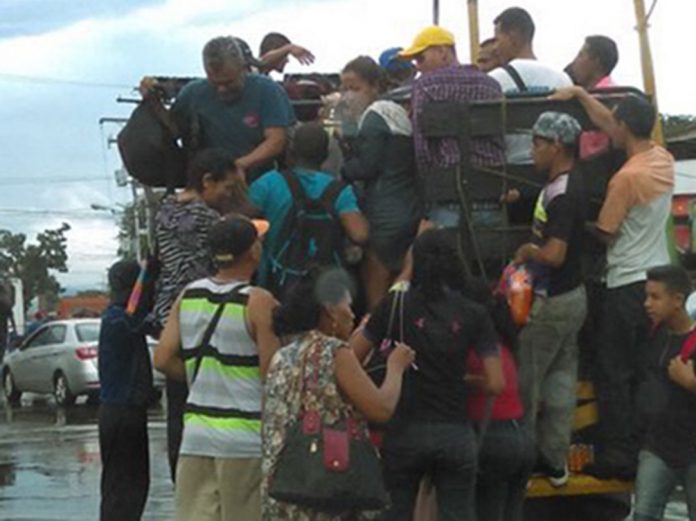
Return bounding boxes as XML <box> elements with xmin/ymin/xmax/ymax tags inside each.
<box><xmin>433</xmin><ymin>0</ymin><xmax>440</xmax><ymax>25</ymax></box>
<box><xmin>131</xmin><ymin>182</ymin><xmax>142</xmax><ymax>263</ymax></box>
<box><xmin>468</xmin><ymin>0</ymin><xmax>481</xmax><ymax>64</ymax></box>
<box><xmin>633</xmin><ymin>0</ymin><xmax>664</xmax><ymax>144</ymax></box>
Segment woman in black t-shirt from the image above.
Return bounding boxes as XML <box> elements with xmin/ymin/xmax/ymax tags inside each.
<box><xmin>350</xmin><ymin>229</ymin><xmax>504</xmax><ymax>521</ymax></box>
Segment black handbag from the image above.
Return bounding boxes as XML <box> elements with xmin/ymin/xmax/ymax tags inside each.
<box><xmin>269</xmin><ymin>341</ymin><xmax>388</xmax><ymax>512</ymax></box>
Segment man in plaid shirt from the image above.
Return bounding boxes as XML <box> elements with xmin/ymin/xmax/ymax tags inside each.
<box><xmin>399</xmin><ymin>26</ymin><xmax>505</xmax><ymax>173</ymax></box>
<box><xmin>398</xmin><ymin>26</ymin><xmax>505</xmax><ymax>258</ymax></box>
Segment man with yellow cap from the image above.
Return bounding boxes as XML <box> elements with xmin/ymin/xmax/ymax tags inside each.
<box><xmin>399</xmin><ymin>26</ymin><xmax>505</xmax><ymax>253</ymax></box>
<box><xmin>400</xmin><ymin>25</ymin><xmax>504</xmax><ymax>174</ymax></box>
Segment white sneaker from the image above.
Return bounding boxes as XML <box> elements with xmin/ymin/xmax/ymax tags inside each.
<box><xmin>547</xmin><ymin>464</ymin><xmax>570</xmax><ymax>488</ymax></box>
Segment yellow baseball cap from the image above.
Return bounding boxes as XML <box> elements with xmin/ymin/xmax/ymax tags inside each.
<box><xmin>399</xmin><ymin>26</ymin><xmax>456</xmax><ymax>59</ymax></box>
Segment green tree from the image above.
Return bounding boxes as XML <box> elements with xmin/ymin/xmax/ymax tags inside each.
<box><xmin>0</xmin><ymin>223</ymin><xmax>70</xmax><ymax>310</ymax></box>
<box><xmin>663</xmin><ymin>114</ymin><xmax>696</xmax><ymax>140</ymax></box>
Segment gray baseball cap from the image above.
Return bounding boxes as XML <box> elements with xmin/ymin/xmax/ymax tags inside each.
<box><xmin>532</xmin><ymin>111</ymin><xmax>583</xmax><ymax>145</ymax></box>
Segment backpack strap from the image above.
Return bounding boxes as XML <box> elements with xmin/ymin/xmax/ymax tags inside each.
<box><xmin>190</xmin><ymin>283</ymin><xmax>250</xmax><ymax>384</ymax></box>
<box><xmin>680</xmin><ymin>327</ymin><xmax>696</xmax><ymax>362</ymax></box>
<box><xmin>319</xmin><ymin>178</ymin><xmax>346</xmax><ymax>217</ymax></box>
<box><xmin>503</xmin><ymin>64</ymin><xmax>528</xmax><ymax>93</ymax></box>
<box><xmin>280</xmin><ymin>169</ymin><xmax>308</xmax><ymax>209</ymax></box>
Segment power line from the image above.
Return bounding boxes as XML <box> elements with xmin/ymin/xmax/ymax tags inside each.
<box><xmin>0</xmin><ymin>72</ymin><xmax>132</xmax><ymax>90</ymax></box>
<box><xmin>0</xmin><ymin>208</ymin><xmax>117</xmax><ymax>219</ymax></box>
<box><xmin>0</xmin><ymin>176</ymin><xmax>113</xmax><ymax>186</ymax></box>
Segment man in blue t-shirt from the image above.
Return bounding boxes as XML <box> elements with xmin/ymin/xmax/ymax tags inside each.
<box><xmin>141</xmin><ymin>36</ymin><xmax>296</xmax><ymax>182</ymax></box>
<box><xmin>249</xmin><ymin>123</ymin><xmax>369</xmax><ymax>290</ymax></box>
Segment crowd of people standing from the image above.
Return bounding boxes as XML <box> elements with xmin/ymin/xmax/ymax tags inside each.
<box><xmin>95</xmin><ymin>5</ymin><xmax>696</xmax><ymax>521</ymax></box>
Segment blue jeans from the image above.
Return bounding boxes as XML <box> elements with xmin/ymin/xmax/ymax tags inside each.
<box><xmin>477</xmin><ymin>420</ymin><xmax>535</xmax><ymax>521</ymax></box>
<box><xmin>633</xmin><ymin>450</ymin><xmax>696</xmax><ymax>521</ymax></box>
<box><xmin>381</xmin><ymin>421</ymin><xmax>477</xmax><ymax>521</ymax></box>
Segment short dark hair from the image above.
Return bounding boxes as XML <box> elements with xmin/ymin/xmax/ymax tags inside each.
<box><xmin>272</xmin><ymin>268</ymin><xmax>353</xmax><ymax>336</ymax></box>
<box><xmin>289</xmin><ymin>123</ymin><xmax>329</xmax><ymax>167</ymax></box>
<box><xmin>412</xmin><ymin>229</ymin><xmax>466</xmax><ymax>299</ymax></box>
<box><xmin>585</xmin><ymin>35</ymin><xmax>619</xmax><ymax>76</ymax></box>
<box><xmin>614</xmin><ymin>94</ymin><xmax>656</xmax><ymax>139</ymax></box>
<box><xmin>260</xmin><ymin>32</ymin><xmax>291</xmax><ymax>56</ymax></box>
<box><xmin>647</xmin><ymin>264</ymin><xmax>693</xmax><ymax>304</ymax></box>
<box><xmin>342</xmin><ymin>55</ymin><xmax>387</xmax><ymax>93</ymax></box>
<box><xmin>186</xmin><ymin>148</ymin><xmax>236</xmax><ymax>192</ymax></box>
<box><xmin>108</xmin><ymin>260</ymin><xmax>141</xmax><ymax>305</ymax></box>
<box><xmin>494</xmin><ymin>7</ymin><xmax>535</xmax><ymax>43</ymax></box>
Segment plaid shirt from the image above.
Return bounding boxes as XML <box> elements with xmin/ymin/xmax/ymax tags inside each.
<box><xmin>412</xmin><ymin>64</ymin><xmax>505</xmax><ymax>172</ymax></box>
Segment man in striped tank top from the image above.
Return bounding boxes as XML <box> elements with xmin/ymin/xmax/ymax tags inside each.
<box><xmin>155</xmin><ymin>215</ymin><xmax>279</xmax><ymax>521</ymax></box>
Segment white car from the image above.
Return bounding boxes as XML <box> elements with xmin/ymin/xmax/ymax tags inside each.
<box><xmin>2</xmin><ymin>318</ymin><xmax>164</xmax><ymax>407</ymax></box>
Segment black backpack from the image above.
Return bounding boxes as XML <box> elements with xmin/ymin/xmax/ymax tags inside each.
<box><xmin>117</xmin><ymin>99</ymin><xmax>187</xmax><ymax>190</ymax></box>
<box><xmin>268</xmin><ymin>170</ymin><xmax>346</xmax><ymax>298</ymax></box>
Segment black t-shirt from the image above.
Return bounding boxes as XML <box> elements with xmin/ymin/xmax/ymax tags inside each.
<box><xmin>364</xmin><ymin>288</ymin><xmax>498</xmax><ymax>423</ymax></box>
<box><xmin>528</xmin><ymin>169</ymin><xmax>586</xmax><ymax>297</ymax></box>
<box><xmin>643</xmin><ymin>328</ymin><xmax>696</xmax><ymax>468</ymax></box>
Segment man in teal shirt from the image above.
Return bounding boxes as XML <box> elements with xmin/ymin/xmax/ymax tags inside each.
<box><xmin>142</xmin><ymin>36</ymin><xmax>295</xmax><ymax>182</ymax></box>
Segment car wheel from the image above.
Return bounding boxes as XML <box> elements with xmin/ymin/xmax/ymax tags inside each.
<box><xmin>53</xmin><ymin>372</ymin><xmax>75</xmax><ymax>407</ymax></box>
<box><xmin>3</xmin><ymin>370</ymin><xmax>21</xmax><ymax>405</ymax></box>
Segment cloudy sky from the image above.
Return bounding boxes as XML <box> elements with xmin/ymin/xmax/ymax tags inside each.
<box><xmin>0</xmin><ymin>0</ymin><xmax>691</xmax><ymax>292</ymax></box>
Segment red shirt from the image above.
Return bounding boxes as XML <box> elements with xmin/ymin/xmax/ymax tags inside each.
<box><xmin>579</xmin><ymin>76</ymin><xmax>615</xmax><ymax>159</ymax></box>
<box><xmin>466</xmin><ymin>345</ymin><xmax>524</xmax><ymax>421</ymax></box>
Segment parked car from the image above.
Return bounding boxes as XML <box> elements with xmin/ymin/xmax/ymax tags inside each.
<box><xmin>2</xmin><ymin>318</ymin><xmax>164</xmax><ymax>407</ymax></box>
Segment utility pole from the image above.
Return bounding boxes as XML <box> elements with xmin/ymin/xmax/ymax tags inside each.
<box><xmin>467</xmin><ymin>0</ymin><xmax>480</xmax><ymax>64</ymax></box>
<box><xmin>101</xmin><ymin>109</ymin><xmax>156</xmax><ymax>263</ymax></box>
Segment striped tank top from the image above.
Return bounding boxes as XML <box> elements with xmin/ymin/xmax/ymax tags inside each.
<box><xmin>179</xmin><ymin>277</ymin><xmax>262</xmax><ymax>459</ymax></box>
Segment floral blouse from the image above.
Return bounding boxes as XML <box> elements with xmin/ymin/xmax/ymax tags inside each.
<box><xmin>261</xmin><ymin>330</ymin><xmax>380</xmax><ymax>521</ymax></box>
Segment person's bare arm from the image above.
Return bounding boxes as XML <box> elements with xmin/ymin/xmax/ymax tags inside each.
<box><xmin>586</xmin><ymin>222</ymin><xmax>615</xmax><ymax>245</ymax></box>
<box><xmin>137</xmin><ymin>76</ymin><xmax>182</xmax><ymax>138</ymax></box>
<box><xmin>668</xmin><ymin>358</ymin><xmax>696</xmax><ymax>394</ymax></box>
<box><xmin>340</xmin><ymin>212</ymin><xmax>369</xmax><ymax>245</ymax></box>
<box><xmin>482</xmin><ymin>355</ymin><xmax>505</xmax><ymax>396</ymax></box>
<box><xmin>550</xmin><ymin>86</ymin><xmax>619</xmax><ymax>140</ymax></box>
<box><xmin>247</xmin><ymin>288</ymin><xmax>281</xmax><ymax>378</ymax></box>
<box><xmin>154</xmin><ymin>296</ymin><xmax>186</xmax><ymax>381</ymax></box>
<box><xmin>347</xmin><ymin>327</ymin><xmax>375</xmax><ymax>364</ymax></box>
<box><xmin>335</xmin><ymin>342</ymin><xmax>414</xmax><ymax>423</ymax></box>
<box><xmin>261</xmin><ymin>44</ymin><xmax>315</xmax><ymax>70</ymax></box>
<box><xmin>514</xmin><ymin>238</ymin><xmax>568</xmax><ymax>268</ymax></box>
<box><xmin>236</xmin><ymin>127</ymin><xmax>287</xmax><ymax>175</ymax></box>
<box><xmin>394</xmin><ymin>220</ymin><xmax>434</xmax><ymax>283</ymax></box>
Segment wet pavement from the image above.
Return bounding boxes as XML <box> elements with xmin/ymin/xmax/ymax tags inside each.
<box><xmin>0</xmin><ymin>395</ymin><xmax>174</xmax><ymax>520</ymax></box>
<box><xmin>0</xmin><ymin>395</ymin><xmax>689</xmax><ymax>521</ymax></box>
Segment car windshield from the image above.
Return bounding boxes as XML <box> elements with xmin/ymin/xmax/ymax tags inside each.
<box><xmin>76</xmin><ymin>323</ymin><xmax>100</xmax><ymax>343</ymax></box>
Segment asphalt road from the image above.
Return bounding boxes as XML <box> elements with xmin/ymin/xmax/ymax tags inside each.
<box><xmin>0</xmin><ymin>395</ymin><xmax>688</xmax><ymax>521</ymax></box>
<box><xmin>0</xmin><ymin>395</ymin><xmax>174</xmax><ymax>520</ymax></box>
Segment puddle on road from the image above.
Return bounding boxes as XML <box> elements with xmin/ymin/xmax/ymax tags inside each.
<box><xmin>0</xmin><ymin>399</ymin><xmax>173</xmax><ymax>520</ymax></box>
<box><xmin>0</xmin><ymin>400</ymin><xmax>688</xmax><ymax>520</ymax></box>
